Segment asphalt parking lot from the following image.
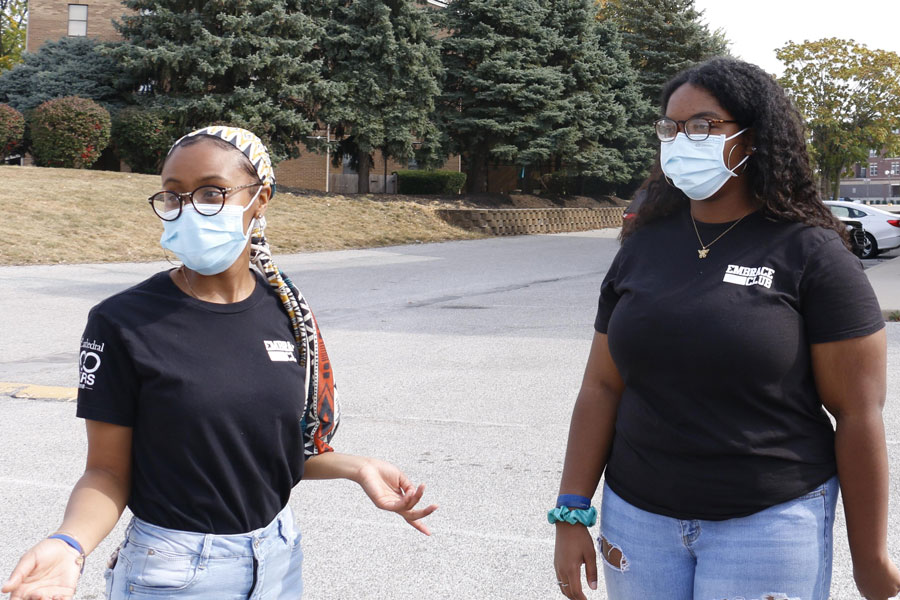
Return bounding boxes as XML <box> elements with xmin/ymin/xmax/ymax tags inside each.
<box><xmin>863</xmin><ymin>247</ymin><xmax>899</xmax><ymax>268</ymax></box>
<box><xmin>1</xmin><ymin>231</ymin><xmax>898</xmax><ymax>600</ymax></box>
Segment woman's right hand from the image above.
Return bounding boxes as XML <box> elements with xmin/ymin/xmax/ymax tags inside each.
<box><xmin>553</xmin><ymin>523</ymin><xmax>598</xmax><ymax>599</ymax></box>
<box><xmin>1</xmin><ymin>538</ymin><xmax>82</xmax><ymax>600</ymax></box>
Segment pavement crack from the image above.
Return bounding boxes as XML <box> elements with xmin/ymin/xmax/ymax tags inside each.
<box><xmin>405</xmin><ymin>271</ymin><xmax>605</xmax><ymax>309</ymax></box>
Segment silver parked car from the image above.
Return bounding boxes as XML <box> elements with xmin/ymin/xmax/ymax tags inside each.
<box><xmin>824</xmin><ymin>200</ymin><xmax>900</xmax><ymax>259</ymax></box>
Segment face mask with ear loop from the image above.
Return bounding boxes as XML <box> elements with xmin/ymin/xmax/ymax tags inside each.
<box><xmin>159</xmin><ymin>186</ymin><xmax>263</xmax><ymax>276</ymax></box>
<box><xmin>660</xmin><ymin>129</ymin><xmax>751</xmax><ymax>200</ymax></box>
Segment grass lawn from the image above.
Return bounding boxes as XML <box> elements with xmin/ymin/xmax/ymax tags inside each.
<box><xmin>1</xmin><ymin>166</ymin><xmax>482</xmax><ymax>266</ymax></box>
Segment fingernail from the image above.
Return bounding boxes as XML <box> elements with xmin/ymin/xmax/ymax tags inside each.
<box><xmin>589</xmin><ymin>581</ymin><xmax>597</xmax><ymax>590</ymax></box>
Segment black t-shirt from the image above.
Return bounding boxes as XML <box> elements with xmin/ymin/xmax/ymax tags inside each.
<box><xmin>595</xmin><ymin>207</ymin><xmax>884</xmax><ymax>520</ymax></box>
<box><xmin>77</xmin><ymin>270</ymin><xmax>307</xmax><ymax>534</ymax></box>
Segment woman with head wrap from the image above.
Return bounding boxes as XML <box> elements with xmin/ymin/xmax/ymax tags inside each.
<box><xmin>2</xmin><ymin>126</ymin><xmax>437</xmax><ymax>600</ymax></box>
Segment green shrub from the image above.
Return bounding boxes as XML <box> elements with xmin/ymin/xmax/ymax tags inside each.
<box><xmin>542</xmin><ymin>171</ymin><xmax>619</xmax><ymax>197</ymax></box>
<box><xmin>30</xmin><ymin>96</ymin><xmax>111</xmax><ymax>168</ymax></box>
<box><xmin>0</xmin><ymin>103</ymin><xmax>25</xmax><ymax>157</ymax></box>
<box><xmin>396</xmin><ymin>170</ymin><xmax>467</xmax><ymax>195</ymax></box>
<box><xmin>112</xmin><ymin>108</ymin><xmax>180</xmax><ymax>174</ymax></box>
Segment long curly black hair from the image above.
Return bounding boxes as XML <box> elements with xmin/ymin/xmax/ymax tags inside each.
<box><xmin>623</xmin><ymin>58</ymin><xmax>847</xmax><ymax>244</ymax></box>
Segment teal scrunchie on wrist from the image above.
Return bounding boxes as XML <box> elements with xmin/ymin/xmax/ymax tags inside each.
<box><xmin>547</xmin><ymin>505</ymin><xmax>597</xmax><ymax>527</ymax></box>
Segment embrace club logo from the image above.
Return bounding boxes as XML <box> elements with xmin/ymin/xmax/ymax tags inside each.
<box><xmin>79</xmin><ymin>339</ymin><xmax>104</xmax><ymax>389</ymax></box>
<box><xmin>264</xmin><ymin>340</ymin><xmax>296</xmax><ymax>362</ymax></box>
<box><xmin>723</xmin><ymin>264</ymin><xmax>775</xmax><ymax>289</ymax></box>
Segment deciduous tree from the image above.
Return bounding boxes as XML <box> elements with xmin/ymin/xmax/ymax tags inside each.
<box><xmin>777</xmin><ymin>38</ymin><xmax>900</xmax><ymax>200</ymax></box>
<box><xmin>0</xmin><ymin>0</ymin><xmax>26</xmax><ymax>72</ymax></box>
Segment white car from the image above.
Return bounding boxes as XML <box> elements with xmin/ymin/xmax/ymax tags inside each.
<box><xmin>824</xmin><ymin>200</ymin><xmax>900</xmax><ymax>259</ymax></box>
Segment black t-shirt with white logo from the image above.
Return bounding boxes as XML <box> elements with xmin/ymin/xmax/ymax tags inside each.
<box><xmin>595</xmin><ymin>206</ymin><xmax>884</xmax><ymax>520</ymax></box>
<box><xmin>77</xmin><ymin>270</ymin><xmax>307</xmax><ymax>534</ymax></box>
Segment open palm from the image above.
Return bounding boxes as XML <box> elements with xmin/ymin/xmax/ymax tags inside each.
<box><xmin>2</xmin><ymin>539</ymin><xmax>81</xmax><ymax>600</ymax></box>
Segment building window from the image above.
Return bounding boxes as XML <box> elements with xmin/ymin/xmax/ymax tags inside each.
<box><xmin>341</xmin><ymin>154</ymin><xmax>357</xmax><ymax>174</ymax></box>
<box><xmin>892</xmin><ymin>162</ymin><xmax>899</xmax><ymax>176</ymax></box>
<box><xmin>869</xmin><ymin>164</ymin><xmax>878</xmax><ymax>177</ymax></box>
<box><xmin>869</xmin><ymin>149</ymin><xmax>879</xmax><ymax>158</ymax></box>
<box><xmin>68</xmin><ymin>4</ymin><xmax>88</xmax><ymax>36</ymax></box>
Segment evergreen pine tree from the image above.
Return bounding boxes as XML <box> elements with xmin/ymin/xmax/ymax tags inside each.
<box><xmin>111</xmin><ymin>0</ymin><xmax>332</xmax><ymax>161</ymax></box>
<box><xmin>438</xmin><ymin>0</ymin><xmax>566</xmax><ymax>194</ymax></box>
<box><xmin>524</xmin><ymin>0</ymin><xmax>652</xmax><ymax>193</ymax></box>
<box><xmin>598</xmin><ymin>0</ymin><xmax>729</xmax><ymax>108</ymax></box>
<box><xmin>316</xmin><ymin>0</ymin><xmax>442</xmax><ymax>194</ymax></box>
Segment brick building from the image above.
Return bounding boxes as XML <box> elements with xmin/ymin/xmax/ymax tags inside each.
<box><xmin>24</xmin><ymin>0</ymin><xmax>461</xmax><ymax>192</ymax></box>
<box><xmin>25</xmin><ymin>0</ymin><xmax>123</xmax><ymax>52</ymax></box>
<box><xmin>840</xmin><ymin>147</ymin><xmax>900</xmax><ymax>204</ymax></box>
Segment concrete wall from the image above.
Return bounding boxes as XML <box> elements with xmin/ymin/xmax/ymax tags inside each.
<box><xmin>437</xmin><ymin>207</ymin><xmax>625</xmax><ymax>235</ymax></box>
<box><xmin>840</xmin><ymin>180</ymin><xmax>900</xmax><ymax>204</ymax></box>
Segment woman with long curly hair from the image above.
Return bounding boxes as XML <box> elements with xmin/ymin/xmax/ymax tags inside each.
<box><xmin>551</xmin><ymin>58</ymin><xmax>899</xmax><ymax>600</ymax></box>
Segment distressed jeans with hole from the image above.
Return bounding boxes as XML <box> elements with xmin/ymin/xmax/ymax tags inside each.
<box><xmin>104</xmin><ymin>504</ymin><xmax>303</xmax><ymax>599</ymax></box>
<box><xmin>598</xmin><ymin>477</ymin><xmax>838</xmax><ymax>600</ymax></box>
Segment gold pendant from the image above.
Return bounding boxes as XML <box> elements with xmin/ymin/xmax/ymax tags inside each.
<box><xmin>698</xmin><ymin>248</ymin><xmax>709</xmax><ymax>259</ymax></box>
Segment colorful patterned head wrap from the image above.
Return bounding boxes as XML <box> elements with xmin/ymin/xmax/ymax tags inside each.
<box><xmin>170</xmin><ymin>126</ymin><xmax>276</xmax><ymax>196</ymax></box>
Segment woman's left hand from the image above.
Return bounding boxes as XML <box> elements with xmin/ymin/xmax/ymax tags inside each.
<box><xmin>354</xmin><ymin>458</ymin><xmax>438</xmax><ymax>535</ymax></box>
<box><xmin>853</xmin><ymin>552</ymin><xmax>900</xmax><ymax>600</ymax></box>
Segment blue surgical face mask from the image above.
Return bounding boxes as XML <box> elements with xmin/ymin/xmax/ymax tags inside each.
<box><xmin>160</xmin><ymin>187</ymin><xmax>262</xmax><ymax>276</ymax></box>
<box><xmin>660</xmin><ymin>129</ymin><xmax>750</xmax><ymax>200</ymax></box>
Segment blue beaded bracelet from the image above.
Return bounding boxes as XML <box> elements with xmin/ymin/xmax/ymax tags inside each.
<box><xmin>547</xmin><ymin>506</ymin><xmax>597</xmax><ymax>527</ymax></box>
<box><xmin>556</xmin><ymin>493</ymin><xmax>591</xmax><ymax>509</ymax></box>
<box><xmin>48</xmin><ymin>534</ymin><xmax>86</xmax><ymax>573</ymax></box>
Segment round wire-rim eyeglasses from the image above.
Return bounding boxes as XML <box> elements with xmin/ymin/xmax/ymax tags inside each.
<box><xmin>149</xmin><ymin>182</ymin><xmax>263</xmax><ymax>221</ymax></box>
<box><xmin>654</xmin><ymin>117</ymin><xmax>739</xmax><ymax>142</ymax></box>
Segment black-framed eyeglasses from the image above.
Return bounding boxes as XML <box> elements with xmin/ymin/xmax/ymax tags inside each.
<box><xmin>654</xmin><ymin>117</ymin><xmax>740</xmax><ymax>142</ymax></box>
<box><xmin>149</xmin><ymin>182</ymin><xmax>262</xmax><ymax>221</ymax></box>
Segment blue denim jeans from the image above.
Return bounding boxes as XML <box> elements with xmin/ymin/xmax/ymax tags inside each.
<box><xmin>599</xmin><ymin>476</ymin><xmax>838</xmax><ymax>600</ymax></box>
<box><xmin>105</xmin><ymin>504</ymin><xmax>303</xmax><ymax>599</ymax></box>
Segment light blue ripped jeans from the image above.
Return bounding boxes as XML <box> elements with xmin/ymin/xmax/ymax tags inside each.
<box><xmin>599</xmin><ymin>476</ymin><xmax>839</xmax><ymax>600</ymax></box>
<box><xmin>105</xmin><ymin>504</ymin><xmax>303</xmax><ymax>599</ymax></box>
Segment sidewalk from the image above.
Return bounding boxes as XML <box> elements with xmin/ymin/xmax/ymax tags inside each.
<box><xmin>866</xmin><ymin>256</ymin><xmax>900</xmax><ymax>318</ymax></box>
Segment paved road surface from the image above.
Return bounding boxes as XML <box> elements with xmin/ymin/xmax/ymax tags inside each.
<box><xmin>1</xmin><ymin>231</ymin><xmax>898</xmax><ymax>599</ymax></box>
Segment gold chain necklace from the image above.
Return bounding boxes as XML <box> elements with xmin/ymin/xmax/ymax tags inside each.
<box><xmin>179</xmin><ymin>266</ymin><xmax>200</xmax><ymax>299</ymax></box>
<box><xmin>690</xmin><ymin>213</ymin><xmax>747</xmax><ymax>259</ymax></box>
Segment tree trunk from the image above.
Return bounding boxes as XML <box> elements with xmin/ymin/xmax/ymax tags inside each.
<box><xmin>357</xmin><ymin>149</ymin><xmax>371</xmax><ymax>194</ymax></box>
<box><xmin>467</xmin><ymin>150</ymin><xmax>488</xmax><ymax>194</ymax></box>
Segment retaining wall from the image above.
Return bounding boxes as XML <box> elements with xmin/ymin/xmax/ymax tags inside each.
<box><xmin>436</xmin><ymin>207</ymin><xmax>624</xmax><ymax>235</ymax></box>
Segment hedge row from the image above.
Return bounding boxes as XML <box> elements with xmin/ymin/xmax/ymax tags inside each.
<box><xmin>111</xmin><ymin>108</ymin><xmax>180</xmax><ymax>174</ymax></box>
<box><xmin>396</xmin><ymin>169</ymin><xmax>467</xmax><ymax>195</ymax></box>
<box><xmin>0</xmin><ymin>98</ymin><xmax>180</xmax><ymax>171</ymax></box>
<box><xmin>30</xmin><ymin>96</ymin><xmax>111</xmax><ymax>168</ymax></box>
<box><xmin>0</xmin><ymin>103</ymin><xmax>25</xmax><ymax>158</ymax></box>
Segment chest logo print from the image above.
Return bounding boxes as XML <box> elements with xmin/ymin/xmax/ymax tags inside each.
<box><xmin>723</xmin><ymin>264</ymin><xmax>775</xmax><ymax>289</ymax></box>
<box><xmin>264</xmin><ymin>340</ymin><xmax>296</xmax><ymax>362</ymax></box>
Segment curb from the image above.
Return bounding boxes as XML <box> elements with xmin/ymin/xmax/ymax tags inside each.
<box><xmin>0</xmin><ymin>381</ymin><xmax>77</xmax><ymax>402</ymax></box>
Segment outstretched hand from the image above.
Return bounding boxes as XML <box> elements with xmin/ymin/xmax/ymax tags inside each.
<box><xmin>1</xmin><ymin>538</ymin><xmax>82</xmax><ymax>600</ymax></box>
<box><xmin>355</xmin><ymin>458</ymin><xmax>438</xmax><ymax>535</ymax></box>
